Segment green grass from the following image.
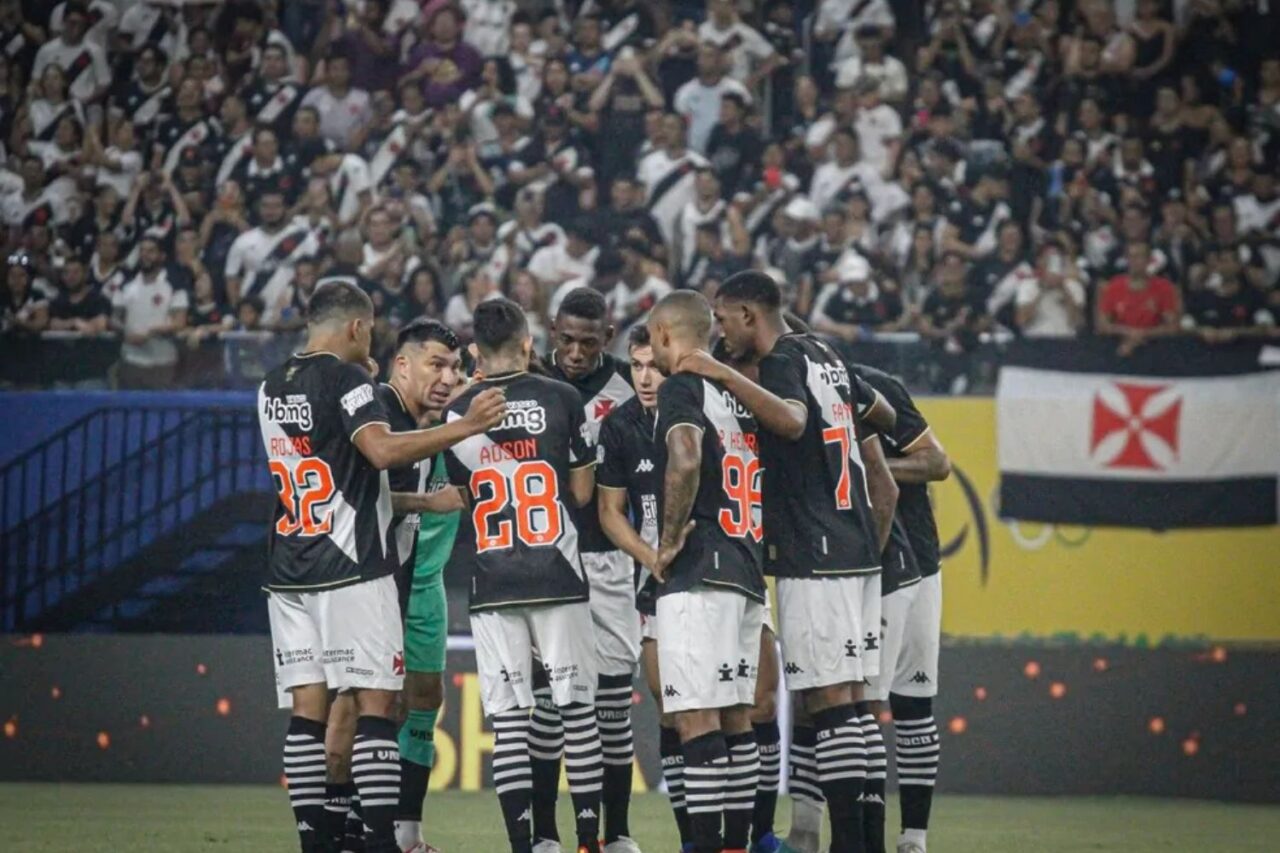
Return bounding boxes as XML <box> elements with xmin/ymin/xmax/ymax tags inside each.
<box><xmin>2</xmin><ymin>785</ymin><xmax>1278</xmax><ymax>852</ymax></box>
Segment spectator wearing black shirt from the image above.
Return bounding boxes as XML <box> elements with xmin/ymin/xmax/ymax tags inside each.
<box><xmin>705</xmin><ymin>91</ymin><xmax>762</xmax><ymax>198</ymax></box>
<box><xmin>1187</xmin><ymin>246</ymin><xmax>1276</xmax><ymax>341</ymax></box>
<box><xmin>589</xmin><ymin>47</ymin><xmax>665</xmax><ymax>193</ymax></box>
<box><xmin>811</xmin><ymin>253</ymin><xmax>905</xmax><ymax>342</ymax></box>
<box><xmin>970</xmin><ymin>220</ymin><xmax>1028</xmax><ymax>328</ymax></box>
<box><xmin>918</xmin><ymin>250</ymin><xmax>986</xmax><ymax>392</ymax></box>
<box><xmin>48</xmin><ymin>256</ymin><xmax>109</xmax><ymax>334</ymax></box>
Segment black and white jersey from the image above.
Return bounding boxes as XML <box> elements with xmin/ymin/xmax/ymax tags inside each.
<box><xmin>654</xmin><ymin>373</ymin><xmax>765</xmax><ymax>603</ymax></box>
<box><xmin>258</xmin><ymin>352</ymin><xmax>395</xmax><ymax>591</ymax></box>
<box><xmin>757</xmin><ymin>332</ymin><xmax>881</xmax><ymax>578</ymax></box>
<box><xmin>375</xmin><ymin>382</ymin><xmax>429</xmax><ymax>570</ymax></box>
<box><xmin>853</xmin><ymin>364</ymin><xmax>942</xmax><ymax>578</ymax></box>
<box><xmin>597</xmin><ymin>396</ymin><xmax>661</xmax><ymax>614</ymax></box>
<box><xmin>443</xmin><ymin>371</ymin><xmax>595</xmax><ymax>613</ymax></box>
<box><xmin>858</xmin><ymin>415</ymin><xmax>923</xmax><ymax>596</ymax></box>
<box><xmin>545</xmin><ymin>353</ymin><xmax>635</xmax><ymax>554</ymax></box>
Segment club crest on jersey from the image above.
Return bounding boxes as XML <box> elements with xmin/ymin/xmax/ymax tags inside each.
<box><xmin>340</xmin><ymin>384</ymin><xmax>375</xmax><ymax>416</ymax></box>
<box><xmin>495</xmin><ymin>399</ymin><xmax>547</xmax><ymax>434</ymax></box>
<box><xmin>263</xmin><ymin>394</ymin><xmax>313</xmax><ymax>430</ymax></box>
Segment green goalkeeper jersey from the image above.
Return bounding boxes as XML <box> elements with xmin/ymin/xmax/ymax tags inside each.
<box><xmin>413</xmin><ymin>453</ymin><xmax>461</xmax><ymax>579</ymax></box>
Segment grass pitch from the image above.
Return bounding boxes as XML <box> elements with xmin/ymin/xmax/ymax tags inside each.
<box><xmin>2</xmin><ymin>784</ymin><xmax>1277</xmax><ymax>852</ymax></box>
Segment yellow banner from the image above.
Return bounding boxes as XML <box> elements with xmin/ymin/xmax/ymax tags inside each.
<box><xmin>919</xmin><ymin>398</ymin><xmax>1280</xmax><ymax>643</ymax></box>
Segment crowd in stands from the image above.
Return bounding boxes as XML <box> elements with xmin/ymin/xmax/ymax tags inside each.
<box><xmin>0</xmin><ymin>0</ymin><xmax>1277</xmax><ymax>391</ymax></box>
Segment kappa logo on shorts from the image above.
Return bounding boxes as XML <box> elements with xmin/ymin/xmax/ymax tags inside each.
<box><xmin>663</xmin><ymin>684</ymin><xmax>681</xmax><ymax>698</ymax></box>
<box><xmin>784</xmin><ymin>662</ymin><xmax>804</xmax><ymax>675</ymax></box>
<box><xmin>718</xmin><ymin>663</ymin><xmax>734</xmax><ymax>682</ymax></box>
<box><xmin>635</xmin><ymin>458</ymin><xmax>654</xmax><ymax>473</ymax></box>
<box><xmin>864</xmin><ymin>632</ymin><xmax>880</xmax><ymax>652</ymax></box>
<box><xmin>844</xmin><ymin>639</ymin><xmax>859</xmax><ymax>658</ymax></box>
<box><xmin>909</xmin><ymin>670</ymin><xmax>932</xmax><ymax>684</ymax></box>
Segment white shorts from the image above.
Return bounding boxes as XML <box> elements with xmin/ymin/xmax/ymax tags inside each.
<box><xmin>583</xmin><ymin>550</ymin><xmax>641</xmax><ymax>675</ymax></box>
<box><xmin>864</xmin><ymin>579</ymin><xmax>922</xmax><ymax>702</ymax></box>
<box><xmin>891</xmin><ymin>572</ymin><xmax>941</xmax><ymax>698</ymax></box>
<box><xmin>471</xmin><ymin>601</ymin><xmax>598</xmax><ymax>716</ymax></box>
<box><xmin>268</xmin><ymin>574</ymin><xmax>404</xmax><ymax>709</ymax></box>
<box><xmin>656</xmin><ymin>588</ymin><xmax>764</xmax><ymax>714</ymax></box>
<box><xmin>776</xmin><ymin>573</ymin><xmax>882</xmax><ymax>692</ymax></box>
<box><xmin>641</xmin><ymin>592</ymin><xmax>774</xmax><ymax>642</ymax></box>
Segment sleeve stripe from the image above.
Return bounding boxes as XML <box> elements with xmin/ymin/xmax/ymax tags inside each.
<box><xmin>899</xmin><ymin>426</ymin><xmax>932</xmax><ymax>453</ymax></box>
<box><xmin>570</xmin><ymin>460</ymin><xmax>598</xmax><ymax>470</ymax></box>
<box><xmin>596</xmin><ymin>484</ymin><xmax>627</xmax><ymax>491</ymax></box>
<box><xmin>664</xmin><ymin>423</ymin><xmax>705</xmax><ymax>444</ymax></box>
<box><xmin>349</xmin><ymin>420</ymin><xmax>390</xmax><ymax>442</ymax></box>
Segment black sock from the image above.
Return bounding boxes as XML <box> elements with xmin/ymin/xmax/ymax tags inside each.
<box><xmin>856</xmin><ymin>704</ymin><xmax>886</xmax><ymax>853</ymax></box>
<box><xmin>324</xmin><ymin>782</ymin><xmax>353</xmax><ymax>851</ymax></box>
<box><xmin>562</xmin><ymin>701</ymin><xmax>604</xmax><ymax>848</ymax></box>
<box><xmin>351</xmin><ymin>716</ymin><xmax>400</xmax><ymax>853</ymax></box>
<box><xmin>283</xmin><ymin>716</ymin><xmax>328</xmax><ymax>853</ymax></box>
<box><xmin>660</xmin><ymin>725</ymin><xmax>692</xmax><ymax>845</ymax></box>
<box><xmin>343</xmin><ymin>791</ymin><xmax>364</xmax><ymax>852</ymax></box>
<box><xmin>725</xmin><ymin>730</ymin><xmax>760</xmax><ymax>850</ymax></box>
<box><xmin>492</xmin><ymin>710</ymin><xmax>534</xmax><ymax>853</ymax></box>
<box><xmin>814</xmin><ymin>704</ymin><xmax>867</xmax><ymax>853</ymax></box>
<box><xmin>528</xmin><ymin>677</ymin><xmax>563</xmax><ymax>844</ymax></box>
<box><xmin>891</xmin><ymin>693</ymin><xmax>939</xmax><ymax>833</ymax></box>
<box><xmin>682</xmin><ymin>730</ymin><xmax>729</xmax><ymax>853</ymax></box>
<box><xmin>397</xmin><ymin>757</ymin><xmax>431</xmax><ymax>823</ymax></box>
<box><xmin>752</xmin><ymin>720</ymin><xmax>780</xmax><ymax>843</ymax></box>
<box><xmin>596</xmin><ymin>673</ymin><xmax>634</xmax><ymax>843</ymax></box>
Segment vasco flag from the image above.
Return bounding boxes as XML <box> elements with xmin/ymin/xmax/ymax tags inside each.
<box><xmin>996</xmin><ymin>339</ymin><xmax>1280</xmax><ymax>528</ymax></box>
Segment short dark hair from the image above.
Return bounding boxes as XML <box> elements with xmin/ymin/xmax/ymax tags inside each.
<box><xmin>718</xmin><ymin>270</ymin><xmax>782</xmax><ymax>310</ymax></box>
<box><xmin>473</xmin><ymin>298</ymin><xmax>529</xmax><ymax>355</ymax></box>
<box><xmin>628</xmin><ymin>324</ymin><xmax>651</xmax><ymax>349</ymax></box>
<box><xmin>308</xmin><ymin>277</ymin><xmax>373</xmax><ymax>325</ymax></box>
<box><xmin>396</xmin><ymin>318</ymin><xmax>460</xmax><ymax>354</ymax></box>
<box><xmin>558</xmin><ymin>288</ymin><xmax>608</xmax><ymax>323</ymax></box>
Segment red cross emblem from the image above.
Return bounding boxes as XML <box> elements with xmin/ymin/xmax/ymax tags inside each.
<box><xmin>594</xmin><ymin>399</ymin><xmax>615</xmax><ymax>420</ymax></box>
<box><xmin>392</xmin><ymin>652</ymin><xmax>404</xmax><ymax>676</ymax></box>
<box><xmin>1090</xmin><ymin>382</ymin><xmax>1182</xmax><ymax>470</ymax></box>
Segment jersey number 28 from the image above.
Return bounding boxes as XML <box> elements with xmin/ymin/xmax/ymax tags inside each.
<box><xmin>269</xmin><ymin>458</ymin><xmax>336</xmax><ymax>536</ymax></box>
<box><xmin>471</xmin><ymin>461</ymin><xmax>563</xmax><ymax>553</ymax></box>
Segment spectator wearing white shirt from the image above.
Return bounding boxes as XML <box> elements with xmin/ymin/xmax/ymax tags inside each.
<box><xmin>32</xmin><ymin>3</ymin><xmax>111</xmax><ymax>109</ymax></box>
<box><xmin>48</xmin><ymin>0</ymin><xmax>118</xmax><ymax>49</ymax></box>
<box><xmin>697</xmin><ymin>0</ymin><xmax>783</xmax><ymax>89</ymax></box>
<box><xmin>813</xmin><ymin>0</ymin><xmax>896</xmax><ymax>70</ymax></box>
<box><xmin>834</xmin><ymin>25</ymin><xmax>909</xmax><ymax>104</ymax></box>
<box><xmin>608</xmin><ymin>235</ymin><xmax>671</xmax><ymax>356</ymax></box>
<box><xmin>111</xmin><ymin>236</ymin><xmax>189</xmax><ymax>388</ymax></box>
<box><xmin>299</xmin><ymin>52</ymin><xmax>371</xmax><ymax>151</ymax></box>
<box><xmin>443</xmin><ymin>262</ymin><xmax>502</xmax><ymax>339</ymax></box>
<box><xmin>673</xmin><ymin>42</ymin><xmax>751</xmax><ymax>154</ymax></box>
<box><xmin>851</xmin><ymin>76</ymin><xmax>902</xmax><ymax>175</ymax></box>
<box><xmin>1015</xmin><ymin>242</ymin><xmax>1087</xmax><ymax>338</ymax></box>
<box><xmin>527</xmin><ymin>218</ymin><xmax>600</xmax><ymax>289</ymax></box>
<box><xmin>460</xmin><ymin>0</ymin><xmax>518</xmax><ymax>57</ymax></box>
<box><xmin>809</xmin><ymin>127</ymin><xmax>882</xmax><ymax>214</ymax></box>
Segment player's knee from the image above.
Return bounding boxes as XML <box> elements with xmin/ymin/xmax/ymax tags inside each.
<box><xmin>721</xmin><ymin>705</ymin><xmax>752</xmax><ymax>735</ymax></box>
<box><xmin>404</xmin><ymin>673</ymin><xmax>444</xmax><ymax>710</ymax></box>
<box><xmin>750</xmin><ymin>689</ymin><xmax>777</xmax><ymax>723</ymax></box>
<box><xmin>354</xmin><ymin>687</ymin><xmax>398</xmax><ymax>720</ymax></box>
<box><xmin>804</xmin><ymin>683</ymin><xmax>854</xmax><ymax>714</ymax></box>
<box><xmin>890</xmin><ymin>692</ymin><xmax>932</xmax><ymax>720</ymax></box>
<box><xmin>326</xmin><ymin>747</ymin><xmax>351</xmax><ymax>780</ymax></box>
<box><xmin>660</xmin><ymin>712</ymin><xmax>678</xmax><ymax>729</ymax></box>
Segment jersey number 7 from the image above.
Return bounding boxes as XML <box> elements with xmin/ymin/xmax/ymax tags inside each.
<box><xmin>822</xmin><ymin>424</ymin><xmax>870</xmax><ymax>510</ymax></box>
<box><xmin>269</xmin><ymin>458</ymin><xmax>337</xmax><ymax>536</ymax></box>
<box><xmin>471</xmin><ymin>461</ymin><xmax>564</xmax><ymax>553</ymax></box>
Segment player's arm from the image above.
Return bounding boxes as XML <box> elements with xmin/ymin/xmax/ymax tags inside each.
<box><xmin>354</xmin><ymin>388</ymin><xmax>507</xmax><ymax>470</ymax></box>
<box><xmin>569</xmin><ymin>463</ymin><xmax>595</xmax><ymax>508</ymax></box>
<box><xmin>887</xmin><ymin>428</ymin><xmax>951</xmax><ymax>483</ymax></box>
<box><xmin>654</xmin><ymin>423</ymin><xmax>701</xmax><ymax>582</ymax></box>
<box><xmin>598</xmin><ymin>487</ymin><xmax>656</xmax><ymax>571</ymax></box>
<box><xmin>860</xmin><ymin>431</ymin><xmax>899</xmax><ymax>552</ymax></box>
<box><xmin>676</xmin><ymin>349</ymin><xmax>806</xmax><ymax>441</ymax></box>
<box><xmin>390</xmin><ymin>488</ymin><xmax>466</xmax><ymax>514</ymax></box>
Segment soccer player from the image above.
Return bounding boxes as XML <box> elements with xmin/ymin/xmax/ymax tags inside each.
<box><xmin>377</xmin><ymin>319</ymin><xmax>469</xmax><ymax>853</ymax></box>
<box><xmin>689</xmin><ymin>270</ymin><xmax>899</xmax><ymax>853</ymax></box>
<box><xmin>854</xmin><ymin>365</ymin><xmax>951</xmax><ymax>853</ymax></box>
<box><xmin>646</xmin><ymin>290</ymin><xmax>767</xmax><ymax>853</ymax></box>
<box><xmin>258</xmin><ymin>279</ymin><xmax>506</xmax><ymax>853</ymax></box>
<box><xmin>441</xmin><ymin>298</ymin><xmax>605</xmax><ymax>853</ymax></box>
<box><xmin>543</xmin><ymin>289</ymin><xmax>642</xmax><ymax>853</ymax></box>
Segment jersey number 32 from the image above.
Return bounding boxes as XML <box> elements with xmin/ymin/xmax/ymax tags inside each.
<box><xmin>269</xmin><ymin>458</ymin><xmax>336</xmax><ymax>536</ymax></box>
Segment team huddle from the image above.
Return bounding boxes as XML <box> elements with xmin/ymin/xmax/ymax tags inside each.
<box><xmin>257</xmin><ymin>271</ymin><xmax>950</xmax><ymax>853</ymax></box>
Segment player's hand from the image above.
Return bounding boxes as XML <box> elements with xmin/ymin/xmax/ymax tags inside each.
<box><xmin>674</xmin><ymin>349</ymin><xmax>727</xmax><ymax>381</ymax></box>
<box><xmin>461</xmin><ymin>387</ymin><xmax>507</xmax><ymax>434</ymax></box>
<box><xmin>652</xmin><ymin>521</ymin><xmax>695</xmax><ymax>583</ymax></box>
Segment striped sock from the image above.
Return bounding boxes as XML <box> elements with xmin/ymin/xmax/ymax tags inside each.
<box><xmin>351</xmin><ymin>716</ymin><xmax>400</xmax><ymax>853</ymax></box>
<box><xmin>814</xmin><ymin>704</ymin><xmax>867</xmax><ymax>853</ymax></box>
<box><xmin>682</xmin><ymin>731</ymin><xmax>728</xmax><ymax>853</ymax></box>
<box><xmin>283</xmin><ymin>717</ymin><xmax>328</xmax><ymax>853</ymax></box>
<box><xmin>725</xmin><ymin>730</ymin><xmax>760</xmax><ymax>850</ymax></box>
<box><xmin>752</xmin><ymin>720</ymin><xmax>781</xmax><ymax>844</ymax></box>
<box><xmin>857</xmin><ymin>705</ymin><xmax>887</xmax><ymax>853</ymax></box>
<box><xmin>787</xmin><ymin>722</ymin><xmax>825</xmax><ymax>853</ymax></box>
<box><xmin>491</xmin><ymin>709</ymin><xmax>534</xmax><ymax>853</ymax></box>
<box><xmin>891</xmin><ymin>694</ymin><xmax>939</xmax><ymax>836</ymax></box>
<box><xmin>528</xmin><ymin>680</ymin><xmax>563</xmax><ymax>844</ymax></box>
<box><xmin>596</xmin><ymin>673</ymin><xmax>635</xmax><ymax>843</ymax></box>
<box><xmin>562</xmin><ymin>701</ymin><xmax>604</xmax><ymax>848</ymax></box>
<box><xmin>660</xmin><ymin>725</ymin><xmax>692</xmax><ymax>846</ymax></box>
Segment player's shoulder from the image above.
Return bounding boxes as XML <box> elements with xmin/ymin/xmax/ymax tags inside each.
<box><xmin>853</xmin><ymin>362</ymin><xmax>910</xmax><ymax>404</ymax></box>
<box><xmin>375</xmin><ymin>382</ymin><xmax>416</xmax><ymax>429</ymax></box>
<box><xmin>659</xmin><ymin>371</ymin><xmax>704</xmax><ymax>401</ymax></box>
<box><xmin>603</xmin><ymin>394</ymin><xmax>646</xmax><ymax>433</ymax></box>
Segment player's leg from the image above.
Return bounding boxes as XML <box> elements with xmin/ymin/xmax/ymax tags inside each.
<box><xmin>472</xmin><ymin>607</ymin><xmax>540</xmax><ymax>853</ymax></box>
<box><xmin>853</xmin><ymin>574</ymin><xmax>885</xmax><ymax>853</ymax></box>
<box><xmin>533</xmin><ymin>600</ymin><xmax>604</xmax><ymax>853</ymax></box>
<box><xmin>642</xmin><ymin>621</ymin><xmax>693</xmax><ymax>852</ymax></box>
<box><xmin>749</xmin><ymin>622</ymin><xmax>783</xmax><ymax>853</ymax></box>
<box><xmin>890</xmin><ymin>574</ymin><xmax>942</xmax><ymax>853</ymax></box>
<box><xmin>585</xmin><ymin>551</ymin><xmax>643</xmax><ymax>852</ymax></box>
<box><xmin>722</xmin><ymin>600</ymin><xmax>764</xmax><ymax>853</ymax></box>
<box><xmin>320</xmin><ymin>576</ymin><xmax>406</xmax><ymax>853</ymax></box>
<box><xmin>529</xmin><ymin>664</ymin><xmax>564</xmax><ymax>851</ymax></box>
<box><xmin>326</xmin><ymin>692</ymin><xmax>362</xmax><ymax>853</ymax></box>
<box><xmin>784</xmin><ymin>701</ymin><xmax>825</xmax><ymax>853</ymax></box>
<box><xmin>396</xmin><ymin>573</ymin><xmax>448</xmax><ymax>851</ymax></box>
<box><xmin>268</xmin><ymin>589</ymin><xmax>331</xmax><ymax>853</ymax></box>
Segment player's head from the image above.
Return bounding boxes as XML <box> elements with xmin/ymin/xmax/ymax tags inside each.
<box><xmin>472</xmin><ymin>297</ymin><xmax>532</xmax><ymax>371</ymax></box>
<box><xmin>393</xmin><ymin>319</ymin><xmax>464</xmax><ymax>419</ymax></box>
<box><xmin>714</xmin><ymin>269</ymin><xmax>784</xmax><ymax>361</ymax></box>
<box><xmin>307</xmin><ymin>276</ymin><xmax>375</xmax><ymax>363</ymax></box>
<box><xmin>647</xmin><ymin>290</ymin><xmax>712</xmax><ymax>375</ymax></box>
<box><xmin>627</xmin><ymin>324</ymin><xmax>663</xmax><ymax>409</ymax></box>
<box><xmin>552</xmin><ymin>288</ymin><xmax>614</xmax><ymax>380</ymax></box>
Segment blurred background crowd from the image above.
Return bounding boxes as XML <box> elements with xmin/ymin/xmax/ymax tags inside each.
<box><xmin>0</xmin><ymin>0</ymin><xmax>1277</xmax><ymax>392</ymax></box>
